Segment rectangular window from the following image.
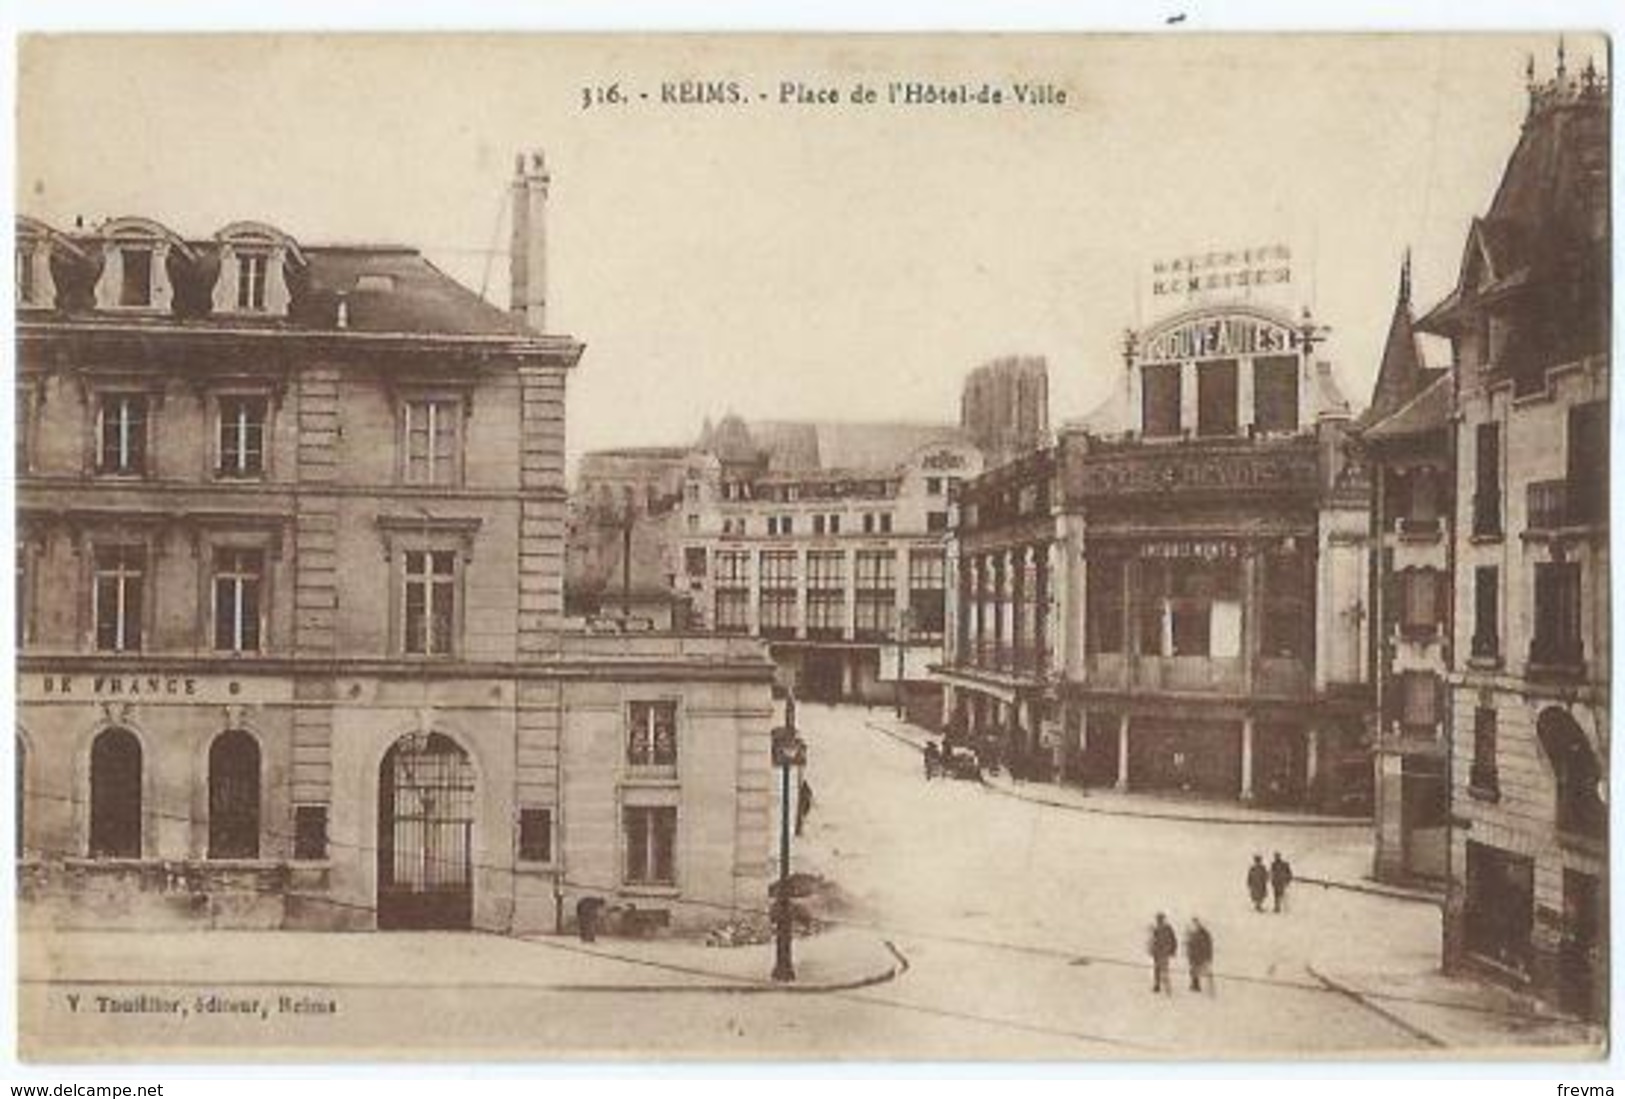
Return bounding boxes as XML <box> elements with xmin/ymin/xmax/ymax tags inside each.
<box><xmin>93</xmin><ymin>545</ymin><xmax>146</xmax><ymax>652</ymax></box>
<box><xmin>403</xmin><ymin>550</ymin><xmax>456</xmax><ymax>655</ymax></box>
<box><xmin>855</xmin><ymin>550</ymin><xmax>895</xmax><ymax>590</ymax></box>
<box><xmin>862</xmin><ymin>513</ymin><xmax>874</xmax><ymax>534</ymax></box>
<box><xmin>684</xmin><ymin>547</ymin><xmax>707</xmax><ymax>578</ymax></box>
<box><xmin>760</xmin><ymin>590</ymin><xmax>797</xmax><ymax>634</ymax></box>
<box><xmin>716</xmin><ymin>550</ymin><xmax>751</xmax><ymax>585</ymax></box>
<box><xmin>1142</xmin><ymin>362</ymin><xmax>1182</xmax><ymax>438</ymax></box>
<box><xmin>1253</xmin><ymin>356</ymin><xmax>1300</xmax><ymax>433</ymax></box>
<box><xmin>1532</xmin><ymin>562</ymin><xmax>1583</xmax><ymax>668</ymax></box>
<box><xmin>807</xmin><ymin>590</ymin><xmax>846</xmax><ymax>635</ymax></box>
<box><xmin>119</xmin><ymin>247</ymin><xmax>153</xmax><ymax>307</ymax></box>
<box><xmin>926</xmin><ymin>477</ymin><xmax>943</xmax><ymax>495</ymax></box>
<box><xmin>759</xmin><ymin>550</ymin><xmax>797</xmax><ymax>588</ymax></box>
<box><xmin>908</xmin><ymin>549</ymin><xmax>946</xmax><ymax>635</ymax></box>
<box><xmin>1472</xmin><ymin>566</ymin><xmax>1499</xmax><ymax>659</ymax></box>
<box><xmin>812</xmin><ymin>514</ymin><xmax>826</xmax><ymax>535</ymax></box>
<box><xmin>854</xmin><ymin>593</ymin><xmax>896</xmax><ymax>638</ymax></box>
<box><xmin>878</xmin><ymin>512</ymin><xmax>893</xmax><ymax>533</ymax></box>
<box><xmin>1261</xmin><ymin>550</ymin><xmax>1311</xmax><ymax>658</ymax></box>
<box><xmin>96</xmin><ymin>393</ymin><xmax>148</xmax><ymax>475</ymax></box>
<box><xmin>217</xmin><ymin>396</ymin><xmax>267</xmax><ymax>477</ymax></box>
<box><xmin>828</xmin><ymin>514</ymin><xmax>841</xmax><ymax>535</ymax></box>
<box><xmin>1473</xmin><ymin>422</ymin><xmax>1501</xmax><ymax>537</ymax></box>
<box><xmin>293</xmin><ymin>806</ymin><xmax>329</xmax><ymax>860</ymax></box>
<box><xmin>714</xmin><ymin>589</ymin><xmax>749</xmax><ymax>633</ymax></box>
<box><xmin>1470</xmin><ymin>707</ymin><xmax>1499</xmax><ymax>798</ymax></box>
<box><xmin>403</xmin><ymin>399</ymin><xmax>461</xmax><ymax>486</ymax></box>
<box><xmin>926</xmin><ymin>511</ymin><xmax>948</xmax><ymax>533</ymax></box>
<box><xmin>807</xmin><ymin>551</ymin><xmax>845</xmax><ymax>590</ymax></box>
<box><xmin>236</xmin><ymin>253</ymin><xmax>269</xmax><ymax>311</ymax></box>
<box><xmin>623</xmin><ymin>806</ymin><xmax>676</xmax><ymax>886</ymax></box>
<box><xmin>627</xmin><ymin>701</ymin><xmax>678</xmax><ymax>767</ymax></box>
<box><xmin>1567</xmin><ymin>401</ymin><xmax>1607</xmax><ymax>526</ymax></box>
<box><xmin>1197</xmin><ymin>359</ymin><xmax>1239</xmax><ymax>437</ymax></box>
<box><xmin>1087</xmin><ymin>556</ymin><xmax>1124</xmax><ymax>654</ymax></box>
<box><xmin>213</xmin><ymin>548</ymin><xmax>265</xmax><ymax>653</ymax></box>
<box><xmin>16</xmin><ymin>246</ymin><xmax>36</xmax><ymax>305</ymax></box>
<box><xmin>518</xmin><ymin>808</ymin><xmax>553</xmax><ymax>862</ymax></box>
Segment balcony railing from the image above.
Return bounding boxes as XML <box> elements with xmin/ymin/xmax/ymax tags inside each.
<box><xmin>1395</xmin><ymin>515</ymin><xmax>1442</xmax><ymax>539</ymax></box>
<box><xmin>1527</xmin><ymin>479</ymin><xmax>1567</xmax><ymax>531</ymax></box>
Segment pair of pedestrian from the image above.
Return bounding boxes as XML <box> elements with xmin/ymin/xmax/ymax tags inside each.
<box><xmin>1147</xmin><ymin>912</ymin><xmax>1216</xmax><ymax>996</ymax></box>
<box><xmin>1246</xmin><ymin>852</ymin><xmax>1294</xmax><ymax>913</ymax></box>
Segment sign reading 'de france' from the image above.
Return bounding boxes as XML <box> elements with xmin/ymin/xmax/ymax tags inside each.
<box><xmin>24</xmin><ymin>672</ymin><xmax>292</xmax><ymax>705</ymax></box>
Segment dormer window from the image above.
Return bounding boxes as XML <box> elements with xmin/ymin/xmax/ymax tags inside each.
<box><xmin>213</xmin><ymin>222</ymin><xmax>302</xmax><ymax>319</ymax></box>
<box><xmin>118</xmin><ymin>247</ymin><xmax>153</xmax><ymax>307</ymax></box>
<box><xmin>236</xmin><ymin>252</ymin><xmax>269</xmax><ymax>312</ymax></box>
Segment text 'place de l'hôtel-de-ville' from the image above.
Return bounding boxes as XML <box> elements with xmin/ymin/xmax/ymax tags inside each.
<box><xmin>13</xmin><ymin>53</ymin><xmax>1611</xmax><ymax>1018</ymax></box>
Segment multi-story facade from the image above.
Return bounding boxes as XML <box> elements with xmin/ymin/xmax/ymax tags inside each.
<box><xmin>940</xmin><ymin>301</ymin><xmax>1374</xmax><ymax>809</ymax></box>
<box><xmin>15</xmin><ymin>155</ymin><xmax>775</xmax><ymax>935</ymax></box>
<box><xmin>1357</xmin><ymin>260</ymin><xmax>1454</xmax><ymax>885</ymax></box>
<box><xmin>674</xmin><ymin>416</ymin><xmax>985</xmax><ymax>714</ymax></box>
<box><xmin>1417</xmin><ymin>55</ymin><xmax>1609</xmax><ymax>1018</ymax></box>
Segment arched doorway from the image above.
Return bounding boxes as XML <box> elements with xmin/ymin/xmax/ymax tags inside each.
<box><xmin>1537</xmin><ymin>707</ymin><xmax>1605</xmax><ymax>839</ymax></box>
<box><xmin>377</xmin><ymin>732</ymin><xmax>475</xmax><ymax>930</ymax></box>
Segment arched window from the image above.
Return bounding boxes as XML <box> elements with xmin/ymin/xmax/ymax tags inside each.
<box><xmin>208</xmin><ymin>729</ymin><xmax>261</xmax><ymax>859</ymax></box>
<box><xmin>89</xmin><ymin>727</ymin><xmax>142</xmax><ymax>858</ymax></box>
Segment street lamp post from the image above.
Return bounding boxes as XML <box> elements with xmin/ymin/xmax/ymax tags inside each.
<box><xmin>770</xmin><ymin>716</ymin><xmax>807</xmax><ymax>983</ymax></box>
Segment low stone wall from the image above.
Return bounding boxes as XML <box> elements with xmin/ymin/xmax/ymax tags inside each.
<box><xmin>18</xmin><ymin>859</ymin><xmax>333</xmax><ymax>931</ymax></box>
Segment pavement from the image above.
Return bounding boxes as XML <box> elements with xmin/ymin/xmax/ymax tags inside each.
<box><xmin>18</xmin><ymin>924</ymin><xmax>905</xmax><ymax>997</ymax></box>
<box><xmin>861</xmin><ymin>711</ymin><xmax>1441</xmax><ymax>905</ymax></box>
<box><xmin>851</xmin><ymin>708</ymin><xmax>1602</xmax><ymax>1055</ymax></box>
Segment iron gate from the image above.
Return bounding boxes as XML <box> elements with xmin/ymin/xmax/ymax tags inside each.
<box><xmin>377</xmin><ymin>732</ymin><xmax>474</xmax><ymax>930</ymax></box>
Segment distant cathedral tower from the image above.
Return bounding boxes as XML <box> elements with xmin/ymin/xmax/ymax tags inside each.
<box><xmin>960</xmin><ymin>355</ymin><xmax>1050</xmax><ymax>468</ymax></box>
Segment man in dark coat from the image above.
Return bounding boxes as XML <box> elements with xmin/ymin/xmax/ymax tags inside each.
<box><xmin>1247</xmin><ymin>854</ymin><xmax>1269</xmax><ymax>912</ymax></box>
<box><xmin>1270</xmin><ymin>851</ymin><xmax>1294</xmax><ymax>913</ymax></box>
<box><xmin>1185</xmin><ymin>917</ymin><xmax>1214</xmax><ymax>994</ymax></box>
<box><xmin>796</xmin><ymin>778</ymin><xmax>814</xmax><ymax>836</ymax></box>
<box><xmin>1148</xmin><ymin>912</ymin><xmax>1178</xmax><ymax>995</ymax></box>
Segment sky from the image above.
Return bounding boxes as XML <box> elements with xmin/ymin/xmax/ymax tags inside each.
<box><xmin>15</xmin><ymin>33</ymin><xmax>1596</xmax><ymax>468</ymax></box>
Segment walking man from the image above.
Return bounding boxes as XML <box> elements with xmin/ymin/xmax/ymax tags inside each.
<box><xmin>1247</xmin><ymin>854</ymin><xmax>1269</xmax><ymax>912</ymax></box>
<box><xmin>1186</xmin><ymin>917</ymin><xmax>1214</xmax><ymax>995</ymax></box>
<box><xmin>1148</xmin><ymin>912</ymin><xmax>1178</xmax><ymax>995</ymax></box>
<box><xmin>1270</xmin><ymin>851</ymin><xmax>1294</xmax><ymax>913</ymax></box>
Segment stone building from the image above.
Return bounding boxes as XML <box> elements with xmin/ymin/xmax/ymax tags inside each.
<box><xmin>939</xmin><ymin>301</ymin><xmax>1374</xmax><ymax>809</ymax></box>
<box><xmin>15</xmin><ymin>154</ymin><xmax>775</xmax><ymax>935</ymax></box>
<box><xmin>1416</xmin><ymin>52</ymin><xmax>1609</xmax><ymax>1018</ymax></box>
<box><xmin>673</xmin><ymin>416</ymin><xmax>984</xmax><ymax>716</ymax></box>
<box><xmin>1355</xmin><ymin>258</ymin><xmax>1454</xmax><ymax>885</ymax></box>
<box><xmin>566</xmin><ymin>446</ymin><xmax>690</xmax><ymax>629</ymax></box>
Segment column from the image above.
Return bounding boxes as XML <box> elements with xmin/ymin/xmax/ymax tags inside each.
<box><xmin>1180</xmin><ymin>360</ymin><xmax>1198</xmax><ymax>435</ymax></box>
<box><xmin>970</xmin><ymin>556</ymin><xmax>985</xmax><ymax>664</ymax></box>
<box><xmin>1240</xmin><ymin>715</ymin><xmax>1256</xmax><ymax>801</ymax></box>
<box><xmin>1238</xmin><ymin>356</ymin><xmax>1256</xmax><ymax>434</ymax></box>
<box><xmin>747</xmin><ymin>548</ymin><xmax>762</xmax><ymax>635</ymax></box>
<box><xmin>999</xmin><ymin>550</ymin><xmax>1016</xmax><ymax>667</ymax></box>
<box><xmin>795</xmin><ymin>547</ymin><xmax>809</xmax><ymax>639</ymax></box>
<box><xmin>1242</xmin><ymin>548</ymin><xmax>1260</xmax><ymax>692</ymax></box>
<box><xmin>1305</xmin><ymin>725</ymin><xmax>1321</xmax><ymax>804</ymax></box>
<box><xmin>1034</xmin><ymin>543</ymin><xmax>1050</xmax><ymax>672</ymax></box>
<box><xmin>1011</xmin><ymin>546</ymin><xmax>1027</xmax><ymax>671</ymax></box>
<box><xmin>1115</xmin><ymin>714</ymin><xmax>1131</xmax><ymax>791</ymax></box>
<box><xmin>842</xmin><ymin>547</ymin><xmax>857</xmax><ymax>640</ymax></box>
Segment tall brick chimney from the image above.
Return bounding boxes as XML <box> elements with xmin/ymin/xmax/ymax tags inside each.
<box><xmin>509</xmin><ymin>150</ymin><xmax>550</xmax><ymax>332</ymax></box>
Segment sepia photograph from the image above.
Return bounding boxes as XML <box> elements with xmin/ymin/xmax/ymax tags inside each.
<box><xmin>9</xmin><ymin>30</ymin><xmax>1612</xmax><ymax>1063</ymax></box>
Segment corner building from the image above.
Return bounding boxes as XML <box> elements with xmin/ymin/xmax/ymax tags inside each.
<box><xmin>15</xmin><ymin>158</ymin><xmax>774</xmax><ymax>934</ymax></box>
<box><xmin>1418</xmin><ymin>56</ymin><xmax>1609</xmax><ymax>1019</ymax></box>
<box><xmin>941</xmin><ymin>301</ymin><xmax>1373</xmax><ymax>808</ymax></box>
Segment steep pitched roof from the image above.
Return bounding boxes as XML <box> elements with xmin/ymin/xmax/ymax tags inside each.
<box><xmin>1359</xmin><ymin>256</ymin><xmax>1431</xmax><ymax>427</ymax></box>
<box><xmin>294</xmin><ymin>246</ymin><xmax>533</xmax><ymax>336</ymax></box>
<box><xmin>1361</xmin><ymin>371</ymin><xmax>1453</xmax><ymax>443</ymax></box>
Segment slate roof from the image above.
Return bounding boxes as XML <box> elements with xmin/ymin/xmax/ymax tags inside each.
<box><xmin>1361</xmin><ymin>371</ymin><xmax>1453</xmax><ymax>443</ymax></box>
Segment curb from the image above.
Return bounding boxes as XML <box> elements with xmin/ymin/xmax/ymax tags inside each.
<box><xmin>557</xmin><ymin>937</ymin><xmax>910</xmax><ymax>995</ymax></box>
<box><xmin>1299</xmin><ymin>874</ymin><xmax>1445</xmax><ymax>907</ymax></box>
<box><xmin>1306</xmin><ymin>964</ymin><xmax>1449</xmax><ymax>1049</ymax></box>
<box><xmin>867</xmin><ymin>720</ymin><xmax>1372</xmax><ymax>829</ymax></box>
